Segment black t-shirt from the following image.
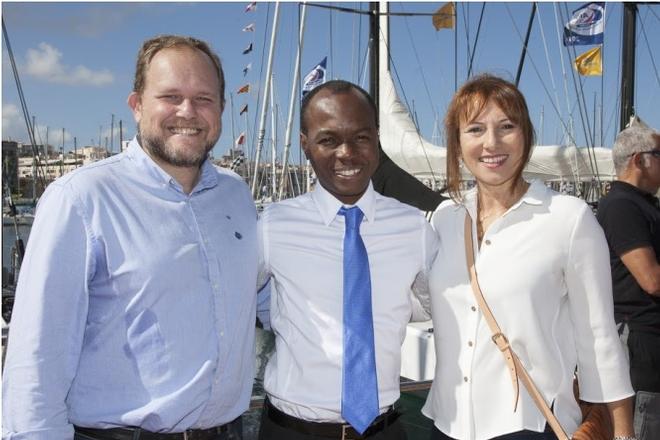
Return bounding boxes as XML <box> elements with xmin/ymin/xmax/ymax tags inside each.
<box><xmin>596</xmin><ymin>181</ymin><xmax>660</xmax><ymax>334</ymax></box>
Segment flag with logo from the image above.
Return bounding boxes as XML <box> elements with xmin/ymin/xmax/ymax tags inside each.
<box><xmin>245</xmin><ymin>2</ymin><xmax>256</xmax><ymax>12</ymax></box>
<box><xmin>574</xmin><ymin>46</ymin><xmax>602</xmax><ymax>76</ymax></box>
<box><xmin>301</xmin><ymin>57</ymin><xmax>327</xmax><ymax>98</ymax></box>
<box><xmin>235</xmin><ymin>132</ymin><xmax>246</xmax><ymax>146</ymax></box>
<box><xmin>239</xmin><ymin>104</ymin><xmax>248</xmax><ymax>115</ymax></box>
<box><xmin>237</xmin><ymin>84</ymin><xmax>250</xmax><ymax>94</ymax></box>
<box><xmin>242</xmin><ymin>23</ymin><xmax>255</xmax><ymax>32</ymax></box>
<box><xmin>563</xmin><ymin>2</ymin><xmax>605</xmax><ymax>46</ymax></box>
<box><xmin>432</xmin><ymin>2</ymin><xmax>455</xmax><ymax>30</ymax></box>
<box><xmin>242</xmin><ymin>43</ymin><xmax>253</xmax><ymax>55</ymax></box>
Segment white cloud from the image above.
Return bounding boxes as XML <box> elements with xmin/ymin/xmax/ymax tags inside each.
<box><xmin>25</xmin><ymin>42</ymin><xmax>114</xmax><ymax>86</ymax></box>
<box><xmin>2</xmin><ymin>103</ymin><xmax>23</xmax><ymax>139</ymax></box>
<box><xmin>2</xmin><ymin>103</ymin><xmax>75</xmax><ymax>145</ymax></box>
<box><xmin>33</xmin><ymin>125</ymin><xmax>73</xmax><ymax>145</ymax></box>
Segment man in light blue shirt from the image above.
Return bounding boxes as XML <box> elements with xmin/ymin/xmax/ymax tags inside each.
<box><xmin>2</xmin><ymin>35</ymin><xmax>257</xmax><ymax>440</ymax></box>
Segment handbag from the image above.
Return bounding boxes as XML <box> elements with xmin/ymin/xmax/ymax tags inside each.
<box><xmin>462</xmin><ymin>212</ymin><xmax>612</xmax><ymax>440</ymax></box>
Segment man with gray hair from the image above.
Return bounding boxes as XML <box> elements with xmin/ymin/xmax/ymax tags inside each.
<box><xmin>597</xmin><ymin>124</ymin><xmax>660</xmax><ymax>440</ymax></box>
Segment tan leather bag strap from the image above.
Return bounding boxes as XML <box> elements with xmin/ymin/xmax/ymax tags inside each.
<box><xmin>463</xmin><ymin>213</ymin><xmax>570</xmax><ymax>440</ymax></box>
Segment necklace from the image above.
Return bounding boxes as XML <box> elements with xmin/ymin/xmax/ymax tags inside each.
<box><xmin>476</xmin><ymin>180</ymin><xmax>530</xmax><ymax>243</ymax></box>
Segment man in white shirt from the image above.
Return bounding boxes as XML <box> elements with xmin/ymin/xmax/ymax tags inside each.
<box><xmin>257</xmin><ymin>80</ymin><xmax>438</xmax><ymax>440</ymax></box>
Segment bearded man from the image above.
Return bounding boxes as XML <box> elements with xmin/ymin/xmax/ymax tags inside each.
<box><xmin>3</xmin><ymin>35</ymin><xmax>257</xmax><ymax>440</ymax></box>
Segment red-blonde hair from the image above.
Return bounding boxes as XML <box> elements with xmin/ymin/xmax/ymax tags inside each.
<box><xmin>445</xmin><ymin>74</ymin><xmax>535</xmax><ymax>202</ymax></box>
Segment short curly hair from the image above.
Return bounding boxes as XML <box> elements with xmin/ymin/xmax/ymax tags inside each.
<box><xmin>612</xmin><ymin>126</ymin><xmax>660</xmax><ymax>175</ymax></box>
<box><xmin>300</xmin><ymin>80</ymin><xmax>377</xmax><ymax>135</ymax></box>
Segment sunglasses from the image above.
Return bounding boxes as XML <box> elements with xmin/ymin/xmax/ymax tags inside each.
<box><xmin>631</xmin><ymin>150</ymin><xmax>660</xmax><ymax>158</ymax></box>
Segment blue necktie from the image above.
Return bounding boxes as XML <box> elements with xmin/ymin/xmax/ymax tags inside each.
<box><xmin>339</xmin><ymin>206</ymin><xmax>379</xmax><ymax>434</ymax></box>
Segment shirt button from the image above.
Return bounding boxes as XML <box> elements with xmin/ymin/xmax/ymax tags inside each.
<box><xmin>220</xmin><ymin>331</ymin><xmax>224</xmax><ymax>337</ymax></box>
<box><xmin>464</xmin><ymin>376</ymin><xmax>469</xmax><ymax>382</ymax></box>
<box><xmin>471</xmin><ymin>306</ymin><xmax>477</xmax><ymax>312</ymax></box>
<box><xmin>468</xmin><ymin>341</ymin><xmax>473</xmax><ymax>347</ymax></box>
<box><xmin>212</xmin><ymin>283</ymin><xmax>219</xmax><ymax>290</ymax></box>
<box><xmin>484</xmin><ymin>239</ymin><xmax>491</xmax><ymax>245</ymax></box>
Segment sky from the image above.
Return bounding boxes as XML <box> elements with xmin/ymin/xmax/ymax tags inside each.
<box><xmin>2</xmin><ymin>1</ymin><xmax>659</xmax><ymax>164</ymax></box>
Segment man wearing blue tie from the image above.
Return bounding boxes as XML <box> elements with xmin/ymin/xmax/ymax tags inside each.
<box><xmin>257</xmin><ymin>80</ymin><xmax>439</xmax><ymax>440</ymax></box>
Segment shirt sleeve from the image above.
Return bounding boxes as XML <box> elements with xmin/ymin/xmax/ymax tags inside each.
<box><xmin>2</xmin><ymin>183</ymin><xmax>92</xmax><ymax>440</ymax></box>
<box><xmin>598</xmin><ymin>197</ymin><xmax>654</xmax><ymax>256</ymax></box>
<box><xmin>256</xmin><ymin>213</ymin><xmax>272</xmax><ymax>329</ymax></box>
<box><xmin>565</xmin><ymin>204</ymin><xmax>634</xmax><ymax>402</ymax></box>
<box><xmin>410</xmin><ymin>217</ymin><xmax>439</xmax><ymax>321</ymax></box>
<box><xmin>257</xmin><ymin>281</ymin><xmax>272</xmax><ymax>331</ymax></box>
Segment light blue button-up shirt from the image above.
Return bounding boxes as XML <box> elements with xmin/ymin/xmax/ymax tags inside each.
<box><xmin>2</xmin><ymin>138</ymin><xmax>258</xmax><ymax>439</ymax></box>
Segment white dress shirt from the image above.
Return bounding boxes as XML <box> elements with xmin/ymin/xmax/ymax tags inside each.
<box><xmin>422</xmin><ymin>180</ymin><xmax>634</xmax><ymax>440</ymax></box>
<box><xmin>258</xmin><ymin>182</ymin><xmax>438</xmax><ymax>422</ymax></box>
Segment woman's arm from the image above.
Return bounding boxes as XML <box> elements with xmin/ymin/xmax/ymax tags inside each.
<box><xmin>606</xmin><ymin>397</ymin><xmax>635</xmax><ymax>439</ymax></box>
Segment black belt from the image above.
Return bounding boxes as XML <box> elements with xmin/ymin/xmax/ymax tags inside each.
<box><xmin>74</xmin><ymin>419</ymin><xmax>237</xmax><ymax>440</ymax></box>
<box><xmin>264</xmin><ymin>399</ymin><xmax>401</xmax><ymax>439</ymax></box>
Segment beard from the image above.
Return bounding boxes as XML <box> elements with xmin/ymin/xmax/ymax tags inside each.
<box><xmin>138</xmin><ymin>127</ymin><xmax>217</xmax><ymax>168</ymax></box>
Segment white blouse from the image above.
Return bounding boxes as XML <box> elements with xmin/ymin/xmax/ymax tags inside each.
<box><xmin>422</xmin><ymin>180</ymin><xmax>633</xmax><ymax>440</ymax></box>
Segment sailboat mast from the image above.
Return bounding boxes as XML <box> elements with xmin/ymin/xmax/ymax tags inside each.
<box><xmin>251</xmin><ymin>1</ymin><xmax>281</xmax><ymax>198</ymax></box>
<box><xmin>270</xmin><ymin>74</ymin><xmax>277</xmax><ymax>197</ymax></box>
<box><xmin>369</xmin><ymin>2</ymin><xmax>379</xmax><ymax>116</ymax></box>
<box><xmin>277</xmin><ymin>3</ymin><xmax>307</xmax><ymax>201</ymax></box>
<box><xmin>44</xmin><ymin>126</ymin><xmax>50</xmax><ymax>177</ymax></box>
<box><xmin>110</xmin><ymin>114</ymin><xmax>115</xmax><ymax>154</ymax></box>
<box><xmin>60</xmin><ymin>128</ymin><xmax>65</xmax><ymax>176</ymax></box>
<box><xmin>229</xmin><ymin>93</ymin><xmax>236</xmax><ymax>160</ymax></box>
<box><xmin>515</xmin><ymin>3</ymin><xmax>537</xmax><ymax>87</ymax></box>
<box><xmin>619</xmin><ymin>2</ymin><xmax>636</xmax><ymax>131</ymax></box>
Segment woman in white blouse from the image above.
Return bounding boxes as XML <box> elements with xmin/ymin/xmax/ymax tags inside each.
<box><xmin>422</xmin><ymin>74</ymin><xmax>636</xmax><ymax>440</ymax></box>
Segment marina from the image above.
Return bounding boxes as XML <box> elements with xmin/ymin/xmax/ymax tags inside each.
<box><xmin>2</xmin><ymin>2</ymin><xmax>659</xmax><ymax>439</ymax></box>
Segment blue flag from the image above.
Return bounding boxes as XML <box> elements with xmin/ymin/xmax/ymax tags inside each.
<box><xmin>302</xmin><ymin>57</ymin><xmax>327</xmax><ymax>98</ymax></box>
<box><xmin>563</xmin><ymin>2</ymin><xmax>605</xmax><ymax>46</ymax></box>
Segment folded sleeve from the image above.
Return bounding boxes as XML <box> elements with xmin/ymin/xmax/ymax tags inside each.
<box><xmin>410</xmin><ymin>218</ymin><xmax>439</xmax><ymax>321</ymax></box>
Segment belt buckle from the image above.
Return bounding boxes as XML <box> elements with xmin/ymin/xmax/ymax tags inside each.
<box><xmin>491</xmin><ymin>332</ymin><xmax>510</xmax><ymax>351</ymax></box>
<box><xmin>341</xmin><ymin>423</ymin><xmax>361</xmax><ymax>440</ymax></box>
<box><xmin>341</xmin><ymin>423</ymin><xmax>350</xmax><ymax>440</ymax></box>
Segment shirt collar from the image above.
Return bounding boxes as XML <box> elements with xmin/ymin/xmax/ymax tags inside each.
<box><xmin>311</xmin><ymin>181</ymin><xmax>377</xmax><ymax>226</ymax></box>
<box><xmin>461</xmin><ymin>179</ymin><xmax>546</xmax><ymax>219</ymax></box>
<box><xmin>126</xmin><ymin>136</ymin><xmax>217</xmax><ymax>194</ymax></box>
<box><xmin>611</xmin><ymin>180</ymin><xmax>659</xmax><ymax>207</ymax></box>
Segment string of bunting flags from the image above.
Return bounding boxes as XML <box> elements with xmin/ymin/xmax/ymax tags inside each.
<box><xmin>234</xmin><ymin>1</ymin><xmax>256</xmax><ymax>155</ymax></box>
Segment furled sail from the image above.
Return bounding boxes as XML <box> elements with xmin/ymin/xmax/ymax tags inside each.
<box><xmin>378</xmin><ymin>3</ymin><xmax>447</xmax><ymax>181</ymax></box>
<box><xmin>379</xmin><ymin>65</ymin><xmax>448</xmax><ymax>180</ymax></box>
<box><xmin>526</xmin><ymin>146</ymin><xmax>615</xmax><ymax>181</ymax></box>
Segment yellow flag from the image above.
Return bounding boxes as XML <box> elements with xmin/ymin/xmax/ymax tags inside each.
<box><xmin>433</xmin><ymin>2</ymin><xmax>455</xmax><ymax>30</ymax></box>
<box><xmin>574</xmin><ymin>47</ymin><xmax>602</xmax><ymax>76</ymax></box>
